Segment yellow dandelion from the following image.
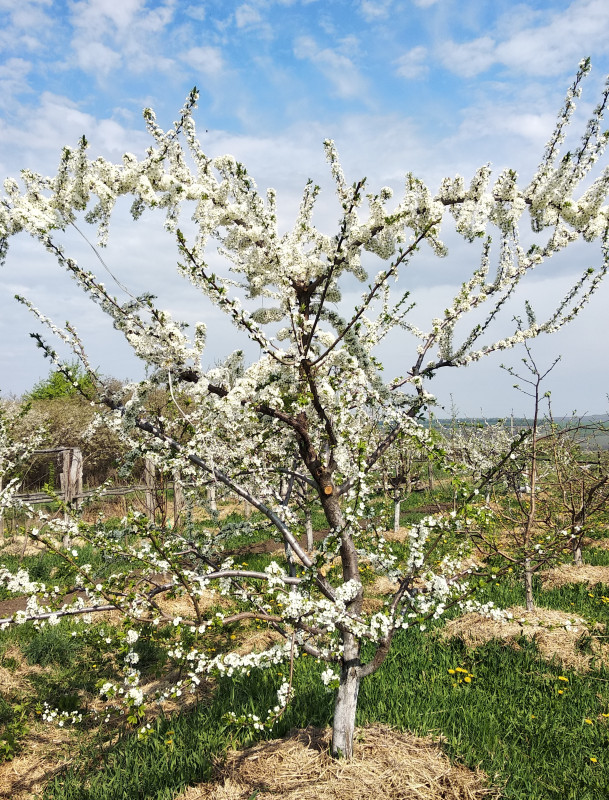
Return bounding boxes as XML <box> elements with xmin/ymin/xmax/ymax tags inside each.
<box><xmin>464</xmin><ymin>676</ymin><xmax>472</xmax><ymax>683</ymax></box>
<box><xmin>558</xmin><ymin>676</ymin><xmax>569</xmax><ymax>682</ymax></box>
<box><xmin>448</xmin><ymin>669</ymin><xmax>455</xmax><ymax>674</ymax></box>
<box><xmin>585</xmin><ymin>719</ymin><xmax>593</xmax><ymax>725</ymax></box>
<box><xmin>590</xmin><ymin>757</ymin><xmax>598</xmax><ymax>763</ymax></box>
<box><xmin>558</xmin><ymin>690</ymin><xmax>564</xmax><ymax>695</ymax></box>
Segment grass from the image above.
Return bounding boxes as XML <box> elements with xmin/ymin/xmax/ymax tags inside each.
<box><xmin>582</xmin><ymin>547</ymin><xmax>609</xmax><ymax>567</ymax></box>
<box><xmin>360</xmin><ymin>629</ymin><xmax>609</xmax><ymax>800</ymax></box>
<box><xmin>36</xmin><ymin>622</ymin><xmax>609</xmax><ymax>800</ymax></box>
<box><xmin>3</xmin><ymin>495</ymin><xmax>609</xmax><ymax>798</ymax></box>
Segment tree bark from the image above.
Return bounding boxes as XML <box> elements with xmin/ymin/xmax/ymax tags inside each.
<box><xmin>524</xmin><ymin>557</ymin><xmax>535</xmax><ymax>611</ymax></box>
<box><xmin>207</xmin><ymin>483</ymin><xmax>218</xmax><ymax>513</ymax></box>
<box><xmin>305</xmin><ymin>508</ymin><xmax>314</xmax><ymax>552</ymax></box>
<box><xmin>331</xmin><ymin>631</ymin><xmax>361</xmax><ymax>758</ymax></box>
<box><xmin>393</xmin><ymin>494</ymin><xmax>401</xmax><ymax>533</ymax></box>
<box><xmin>173</xmin><ymin>470</ymin><xmax>184</xmax><ymax>526</ymax></box>
<box><xmin>298</xmin><ymin>425</ymin><xmax>364</xmax><ymax>759</ymax></box>
<box><xmin>144</xmin><ymin>457</ymin><xmax>156</xmax><ymax>522</ymax></box>
<box><xmin>319</xmin><ymin>491</ymin><xmax>364</xmax><ymax>759</ymax></box>
<box><xmin>572</xmin><ymin>538</ymin><xmax>584</xmax><ymax>567</ymax></box>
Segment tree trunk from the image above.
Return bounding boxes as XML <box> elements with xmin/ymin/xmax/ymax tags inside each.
<box><xmin>331</xmin><ymin>632</ymin><xmax>361</xmax><ymax>758</ymax></box>
<box><xmin>320</xmin><ymin>492</ymin><xmax>363</xmax><ymax>759</ymax></box>
<box><xmin>393</xmin><ymin>495</ymin><xmax>401</xmax><ymax>533</ymax></box>
<box><xmin>144</xmin><ymin>457</ymin><xmax>156</xmax><ymax>522</ymax></box>
<box><xmin>299</xmin><ymin>446</ymin><xmax>363</xmax><ymax>759</ymax></box>
<box><xmin>173</xmin><ymin>470</ymin><xmax>184</xmax><ymax>526</ymax></box>
<box><xmin>305</xmin><ymin>507</ymin><xmax>314</xmax><ymax>552</ymax></box>
<box><xmin>524</xmin><ymin>557</ymin><xmax>535</xmax><ymax>611</ymax></box>
<box><xmin>207</xmin><ymin>483</ymin><xmax>218</xmax><ymax>513</ymax></box>
<box><xmin>572</xmin><ymin>538</ymin><xmax>584</xmax><ymax>567</ymax></box>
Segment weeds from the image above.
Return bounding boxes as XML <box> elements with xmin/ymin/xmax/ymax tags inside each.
<box><xmin>2</xmin><ymin>499</ymin><xmax>609</xmax><ymax>799</ymax></box>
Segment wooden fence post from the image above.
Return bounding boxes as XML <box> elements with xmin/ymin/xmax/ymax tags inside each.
<box><xmin>59</xmin><ymin>448</ymin><xmax>83</xmax><ymax>547</ymax></box>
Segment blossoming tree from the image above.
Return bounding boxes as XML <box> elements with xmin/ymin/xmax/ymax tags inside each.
<box><xmin>1</xmin><ymin>60</ymin><xmax>609</xmax><ymax>758</ymax></box>
<box><xmin>0</xmin><ymin>399</ymin><xmax>45</xmax><ymax>522</ymax></box>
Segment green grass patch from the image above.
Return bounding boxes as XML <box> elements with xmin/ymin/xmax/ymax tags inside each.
<box><xmin>582</xmin><ymin>548</ymin><xmax>609</xmax><ymax>567</ymax></box>
<box><xmin>40</xmin><ymin>623</ymin><xmax>609</xmax><ymax>800</ymax></box>
<box><xmin>360</xmin><ymin>629</ymin><xmax>609</xmax><ymax>800</ymax></box>
<box><xmin>42</xmin><ymin>654</ymin><xmax>333</xmax><ymax>800</ymax></box>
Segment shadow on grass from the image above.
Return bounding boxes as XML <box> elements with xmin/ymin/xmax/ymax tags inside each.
<box><xmin>42</xmin><ymin>628</ymin><xmax>609</xmax><ymax>800</ymax></box>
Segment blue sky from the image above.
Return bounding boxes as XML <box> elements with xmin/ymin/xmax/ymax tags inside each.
<box><xmin>1</xmin><ymin>0</ymin><xmax>609</xmax><ymax>416</ymax></box>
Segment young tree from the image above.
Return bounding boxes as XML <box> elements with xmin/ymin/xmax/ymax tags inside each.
<box><xmin>466</xmin><ymin>341</ymin><xmax>609</xmax><ymax>608</ymax></box>
<box><xmin>545</xmin><ymin>423</ymin><xmax>609</xmax><ymax>567</ymax></box>
<box><xmin>1</xmin><ymin>60</ymin><xmax>609</xmax><ymax>758</ymax></box>
<box><xmin>472</xmin><ymin>341</ymin><xmax>561</xmax><ymax>610</ymax></box>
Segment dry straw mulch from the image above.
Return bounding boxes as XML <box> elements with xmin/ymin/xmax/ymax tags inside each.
<box><xmin>0</xmin><ymin>723</ymin><xmax>77</xmax><ymax>800</ymax></box>
<box><xmin>540</xmin><ymin>564</ymin><xmax>609</xmax><ymax>591</ymax></box>
<box><xmin>0</xmin><ymin>647</ymin><xmax>77</xmax><ymax>800</ymax></box>
<box><xmin>0</xmin><ymin>534</ymin><xmax>46</xmax><ymax>559</ymax></box>
<box><xmin>442</xmin><ymin>606</ymin><xmax>609</xmax><ymax>671</ymax></box>
<box><xmin>176</xmin><ymin>725</ymin><xmax>497</xmax><ymax>800</ymax></box>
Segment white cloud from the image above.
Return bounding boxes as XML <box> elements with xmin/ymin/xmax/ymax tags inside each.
<box><xmin>68</xmin><ymin>0</ymin><xmax>177</xmax><ymax>80</ymax></box>
<box><xmin>439</xmin><ymin>36</ymin><xmax>495</xmax><ymax>78</ymax></box>
<box><xmin>439</xmin><ymin>0</ymin><xmax>609</xmax><ymax>78</ymax></box>
<box><xmin>293</xmin><ymin>35</ymin><xmax>367</xmax><ymax>99</ymax></box>
<box><xmin>235</xmin><ymin>4</ymin><xmax>262</xmax><ymax>28</ymax></box>
<box><xmin>359</xmin><ymin>0</ymin><xmax>392</xmax><ymax>21</ymax></box>
<box><xmin>493</xmin><ymin>0</ymin><xmax>609</xmax><ymax>76</ymax></box>
<box><xmin>0</xmin><ymin>0</ymin><xmax>57</xmax><ymax>54</ymax></box>
<box><xmin>395</xmin><ymin>46</ymin><xmax>428</xmax><ymax>80</ymax></box>
<box><xmin>0</xmin><ymin>92</ymin><xmax>150</xmax><ymax>180</ymax></box>
<box><xmin>0</xmin><ymin>58</ymin><xmax>32</xmax><ymax>109</ymax></box>
<box><xmin>412</xmin><ymin>0</ymin><xmax>441</xmax><ymax>6</ymax></box>
<box><xmin>184</xmin><ymin>4</ymin><xmax>206</xmax><ymax>22</ymax></box>
<box><xmin>183</xmin><ymin>46</ymin><xmax>225</xmax><ymax>77</ymax></box>
<box><xmin>75</xmin><ymin>40</ymin><xmax>122</xmax><ymax>76</ymax></box>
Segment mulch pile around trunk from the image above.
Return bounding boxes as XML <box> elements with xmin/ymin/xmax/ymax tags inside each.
<box><xmin>177</xmin><ymin>725</ymin><xmax>497</xmax><ymax>800</ymax></box>
<box><xmin>441</xmin><ymin>605</ymin><xmax>609</xmax><ymax>671</ymax></box>
<box><xmin>540</xmin><ymin>564</ymin><xmax>609</xmax><ymax>591</ymax></box>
